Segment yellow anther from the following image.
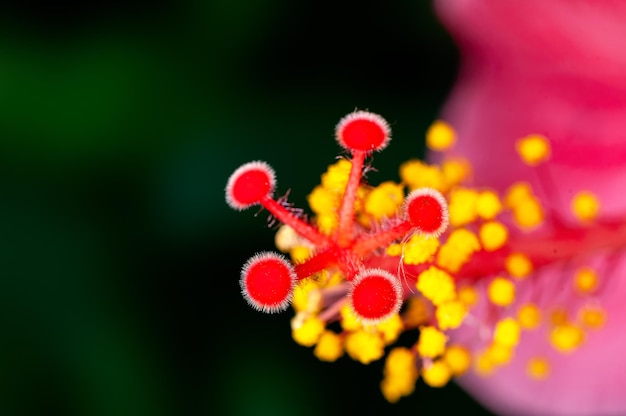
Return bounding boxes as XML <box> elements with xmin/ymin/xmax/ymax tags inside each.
<box><xmin>377</xmin><ymin>313</ymin><xmax>405</xmax><ymax>344</ymax></box>
<box><xmin>512</xmin><ymin>197</ymin><xmax>545</xmax><ymax>229</ymax></box>
<box><xmin>399</xmin><ymin>160</ymin><xmax>446</xmax><ymax>192</ymax></box>
<box><xmin>417</xmin><ymin>326</ymin><xmax>448</xmax><ymax>358</ymax></box>
<box><xmin>476</xmin><ymin>190</ymin><xmax>502</xmax><ymax>220</ymax></box>
<box><xmin>364</xmin><ymin>181</ymin><xmax>405</xmax><ymax>220</ymax></box>
<box><xmin>340</xmin><ymin>304</ymin><xmax>362</xmax><ymax>331</ymax></box>
<box><xmin>292</xmin><ymin>316</ymin><xmax>325</xmax><ymax>347</ymax></box>
<box><xmin>289</xmin><ymin>245</ymin><xmax>311</xmax><ymax>264</ymax></box>
<box><xmin>426</xmin><ymin>120</ymin><xmax>456</xmax><ymax>151</ymax></box>
<box><xmin>578</xmin><ymin>305</ymin><xmax>606</xmax><ymax>329</ymax></box>
<box><xmin>275</xmin><ymin>225</ymin><xmax>304</xmax><ymax>253</ymax></box>
<box><xmin>458</xmin><ymin>285</ymin><xmax>479</xmax><ymax>308</ymax></box>
<box><xmin>475</xmin><ymin>350</ymin><xmax>495</xmax><ymax>376</ymax></box>
<box><xmin>316</xmin><ymin>212</ymin><xmax>338</xmax><ymax>235</ymax></box>
<box><xmin>486</xmin><ymin>342</ymin><xmax>514</xmax><ymax>366</ymax></box>
<box><xmin>436</xmin><ymin>300</ymin><xmax>467</xmax><ymax>330</ymax></box>
<box><xmin>572</xmin><ymin>191</ymin><xmax>600</xmax><ymax>222</ymax></box>
<box><xmin>505</xmin><ymin>252</ymin><xmax>533</xmax><ymax>279</ymax></box>
<box><xmin>443</xmin><ymin>345</ymin><xmax>471</xmax><ymax>376</ymax></box>
<box><xmin>441</xmin><ymin>157</ymin><xmax>471</xmax><ymax>188</ymax></box>
<box><xmin>448</xmin><ymin>187</ymin><xmax>479</xmax><ymax>227</ymax></box>
<box><xmin>321</xmin><ymin>159</ymin><xmax>352</xmax><ymax>192</ymax></box>
<box><xmin>314</xmin><ymin>330</ymin><xmax>344</xmax><ymax>362</ymax></box>
<box><xmin>386</xmin><ymin>243</ymin><xmax>402</xmax><ymax>256</ymax></box>
<box><xmin>488</xmin><ymin>277</ymin><xmax>516</xmax><ymax>307</ymax></box>
<box><xmin>344</xmin><ymin>329</ymin><xmax>385</xmax><ymax>364</ymax></box>
<box><xmin>479</xmin><ymin>221</ymin><xmax>509</xmax><ymax>251</ymax></box>
<box><xmin>574</xmin><ymin>267</ymin><xmax>599</xmax><ymax>294</ymax></box>
<box><xmin>550</xmin><ymin>323</ymin><xmax>584</xmax><ymax>353</ymax></box>
<box><xmin>517</xmin><ymin>303</ymin><xmax>542</xmax><ymax>330</ymax></box>
<box><xmin>381</xmin><ymin>348</ymin><xmax>418</xmax><ymax>403</ymax></box>
<box><xmin>527</xmin><ymin>357</ymin><xmax>550</xmax><ymax>380</ymax></box>
<box><xmin>422</xmin><ymin>360</ymin><xmax>451</xmax><ymax>387</ymax></box>
<box><xmin>416</xmin><ymin>266</ymin><xmax>457</xmax><ymax>306</ymax></box>
<box><xmin>436</xmin><ymin>228</ymin><xmax>480</xmax><ymax>273</ymax></box>
<box><xmin>403</xmin><ymin>234</ymin><xmax>440</xmax><ymax>265</ymax></box>
<box><xmin>307</xmin><ymin>185</ymin><xmax>338</xmax><ymax>214</ymax></box>
<box><xmin>402</xmin><ymin>297</ymin><xmax>431</xmax><ymax>328</ymax></box>
<box><xmin>549</xmin><ymin>308</ymin><xmax>570</xmax><ymax>326</ymax></box>
<box><xmin>493</xmin><ymin>317</ymin><xmax>521</xmax><ymax>347</ymax></box>
<box><xmin>504</xmin><ymin>182</ymin><xmax>533</xmax><ymax>209</ymax></box>
<box><xmin>292</xmin><ymin>279</ymin><xmax>321</xmax><ymax>313</ymax></box>
<box><xmin>516</xmin><ymin>134</ymin><xmax>550</xmax><ymax>166</ymax></box>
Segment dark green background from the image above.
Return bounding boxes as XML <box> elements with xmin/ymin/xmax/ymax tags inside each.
<box><xmin>0</xmin><ymin>1</ymin><xmax>494</xmax><ymax>415</ymax></box>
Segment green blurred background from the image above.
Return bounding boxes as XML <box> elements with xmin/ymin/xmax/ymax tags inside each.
<box><xmin>0</xmin><ymin>1</ymin><xmax>494</xmax><ymax>415</ymax></box>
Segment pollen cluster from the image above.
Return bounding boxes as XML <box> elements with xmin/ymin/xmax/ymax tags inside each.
<box><xmin>225</xmin><ymin>110</ymin><xmax>617</xmax><ymax>402</ymax></box>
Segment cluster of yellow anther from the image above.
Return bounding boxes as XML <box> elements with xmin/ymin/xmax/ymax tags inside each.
<box><xmin>273</xmin><ymin>119</ymin><xmax>612</xmax><ymax>403</ymax></box>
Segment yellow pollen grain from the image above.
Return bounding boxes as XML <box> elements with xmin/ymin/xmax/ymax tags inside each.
<box><xmin>381</xmin><ymin>348</ymin><xmax>418</xmax><ymax>403</ymax></box>
<box><xmin>493</xmin><ymin>317</ymin><xmax>521</xmax><ymax>347</ymax></box>
<box><xmin>512</xmin><ymin>197</ymin><xmax>545</xmax><ymax>229</ymax></box>
<box><xmin>505</xmin><ymin>253</ymin><xmax>533</xmax><ymax>279</ymax></box>
<box><xmin>292</xmin><ymin>316</ymin><xmax>325</xmax><ymax>347</ymax></box>
<box><xmin>486</xmin><ymin>342</ymin><xmax>513</xmax><ymax>366</ymax></box>
<box><xmin>344</xmin><ymin>330</ymin><xmax>385</xmax><ymax>364</ymax></box>
<box><xmin>436</xmin><ymin>228</ymin><xmax>480</xmax><ymax>273</ymax></box>
<box><xmin>386</xmin><ymin>243</ymin><xmax>402</xmax><ymax>256</ymax></box>
<box><xmin>458</xmin><ymin>285</ymin><xmax>479</xmax><ymax>308</ymax></box>
<box><xmin>443</xmin><ymin>345</ymin><xmax>471</xmax><ymax>376</ymax></box>
<box><xmin>307</xmin><ymin>185</ymin><xmax>338</xmax><ymax>214</ymax></box>
<box><xmin>400</xmin><ymin>160</ymin><xmax>446</xmax><ymax>192</ymax></box>
<box><xmin>402</xmin><ymin>297</ymin><xmax>431</xmax><ymax>328</ymax></box>
<box><xmin>403</xmin><ymin>234</ymin><xmax>440</xmax><ymax>265</ymax></box>
<box><xmin>527</xmin><ymin>357</ymin><xmax>550</xmax><ymax>380</ymax></box>
<box><xmin>476</xmin><ymin>190</ymin><xmax>502</xmax><ymax>220</ymax></box>
<box><xmin>448</xmin><ymin>188</ymin><xmax>479</xmax><ymax>227</ymax></box>
<box><xmin>314</xmin><ymin>330</ymin><xmax>344</xmax><ymax>362</ymax></box>
<box><xmin>578</xmin><ymin>305</ymin><xmax>606</xmax><ymax>329</ymax></box>
<box><xmin>441</xmin><ymin>157</ymin><xmax>471</xmax><ymax>188</ymax></box>
<box><xmin>574</xmin><ymin>267</ymin><xmax>599</xmax><ymax>294</ymax></box>
<box><xmin>488</xmin><ymin>277</ymin><xmax>516</xmax><ymax>307</ymax></box>
<box><xmin>436</xmin><ymin>300</ymin><xmax>468</xmax><ymax>330</ymax></box>
<box><xmin>340</xmin><ymin>304</ymin><xmax>363</xmax><ymax>331</ymax></box>
<box><xmin>475</xmin><ymin>350</ymin><xmax>495</xmax><ymax>376</ymax></box>
<box><xmin>422</xmin><ymin>360</ymin><xmax>451</xmax><ymax>387</ymax></box>
<box><xmin>549</xmin><ymin>308</ymin><xmax>569</xmax><ymax>326</ymax></box>
<box><xmin>517</xmin><ymin>303</ymin><xmax>542</xmax><ymax>330</ymax></box>
<box><xmin>377</xmin><ymin>313</ymin><xmax>405</xmax><ymax>344</ymax></box>
<box><xmin>292</xmin><ymin>280</ymin><xmax>321</xmax><ymax>313</ymax></box>
<box><xmin>550</xmin><ymin>323</ymin><xmax>584</xmax><ymax>353</ymax></box>
<box><xmin>289</xmin><ymin>245</ymin><xmax>311</xmax><ymax>264</ymax></box>
<box><xmin>426</xmin><ymin>120</ymin><xmax>456</xmax><ymax>151</ymax></box>
<box><xmin>516</xmin><ymin>134</ymin><xmax>550</xmax><ymax>166</ymax></box>
<box><xmin>416</xmin><ymin>266</ymin><xmax>457</xmax><ymax>306</ymax></box>
<box><xmin>504</xmin><ymin>182</ymin><xmax>533</xmax><ymax>209</ymax></box>
<box><xmin>479</xmin><ymin>221</ymin><xmax>509</xmax><ymax>251</ymax></box>
<box><xmin>364</xmin><ymin>181</ymin><xmax>405</xmax><ymax>220</ymax></box>
<box><xmin>321</xmin><ymin>159</ymin><xmax>352</xmax><ymax>193</ymax></box>
<box><xmin>316</xmin><ymin>212</ymin><xmax>338</xmax><ymax>235</ymax></box>
<box><xmin>572</xmin><ymin>191</ymin><xmax>600</xmax><ymax>222</ymax></box>
<box><xmin>417</xmin><ymin>326</ymin><xmax>448</xmax><ymax>358</ymax></box>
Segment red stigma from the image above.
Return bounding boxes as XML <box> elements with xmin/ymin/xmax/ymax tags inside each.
<box><xmin>240</xmin><ymin>252</ymin><xmax>296</xmax><ymax>313</ymax></box>
<box><xmin>226</xmin><ymin>161</ymin><xmax>276</xmax><ymax>210</ymax></box>
<box><xmin>404</xmin><ymin>188</ymin><xmax>449</xmax><ymax>237</ymax></box>
<box><xmin>349</xmin><ymin>269</ymin><xmax>402</xmax><ymax>324</ymax></box>
<box><xmin>336</xmin><ymin>111</ymin><xmax>391</xmax><ymax>152</ymax></box>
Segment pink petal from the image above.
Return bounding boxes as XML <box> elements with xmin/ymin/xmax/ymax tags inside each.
<box><xmin>433</xmin><ymin>1</ymin><xmax>626</xmax><ymax>414</ymax></box>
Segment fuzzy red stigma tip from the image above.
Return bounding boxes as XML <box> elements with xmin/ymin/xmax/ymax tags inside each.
<box><xmin>335</xmin><ymin>110</ymin><xmax>391</xmax><ymax>152</ymax></box>
<box><xmin>404</xmin><ymin>188</ymin><xmax>449</xmax><ymax>237</ymax></box>
<box><xmin>226</xmin><ymin>161</ymin><xmax>276</xmax><ymax>210</ymax></box>
<box><xmin>240</xmin><ymin>252</ymin><xmax>296</xmax><ymax>313</ymax></box>
<box><xmin>349</xmin><ymin>268</ymin><xmax>402</xmax><ymax>324</ymax></box>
